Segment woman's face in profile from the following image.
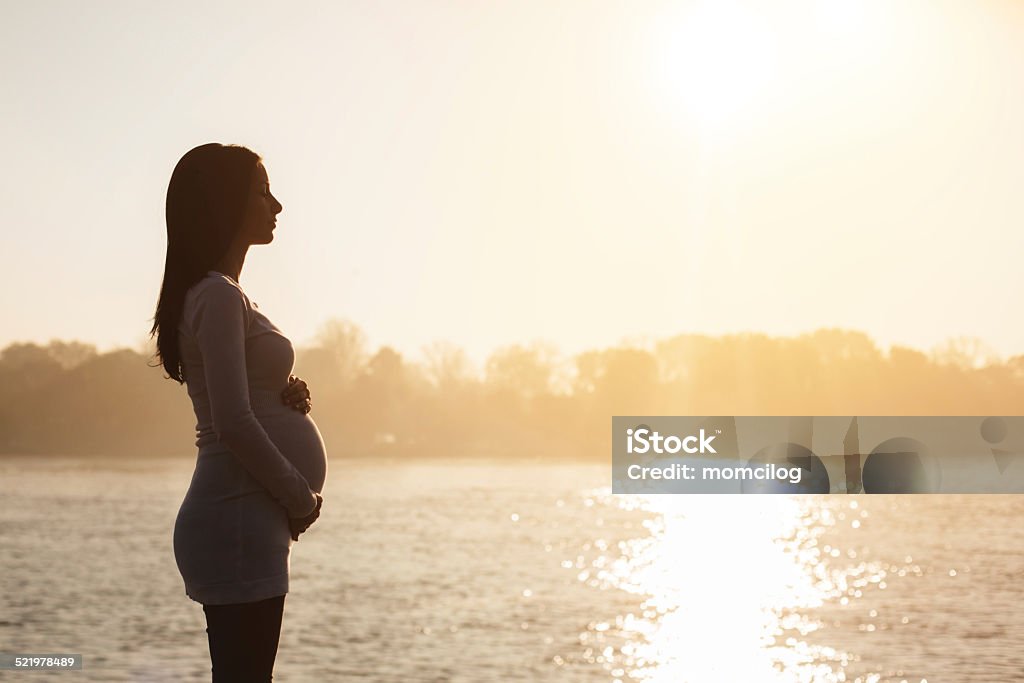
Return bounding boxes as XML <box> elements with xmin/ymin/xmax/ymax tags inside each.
<box><xmin>239</xmin><ymin>162</ymin><xmax>283</xmax><ymax>245</ymax></box>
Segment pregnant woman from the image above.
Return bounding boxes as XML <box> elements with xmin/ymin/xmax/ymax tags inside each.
<box><xmin>149</xmin><ymin>143</ymin><xmax>329</xmax><ymax>681</ymax></box>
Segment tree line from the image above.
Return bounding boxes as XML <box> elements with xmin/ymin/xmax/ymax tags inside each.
<box><xmin>0</xmin><ymin>322</ymin><xmax>1020</xmax><ymax>459</ymax></box>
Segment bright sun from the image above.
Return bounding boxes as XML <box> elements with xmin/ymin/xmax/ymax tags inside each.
<box><xmin>650</xmin><ymin>0</ymin><xmax>881</xmax><ymax>134</ymax></box>
<box><xmin>657</xmin><ymin>1</ymin><xmax>779</xmax><ymax>130</ymax></box>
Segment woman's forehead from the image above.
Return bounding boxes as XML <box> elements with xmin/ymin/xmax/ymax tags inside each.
<box><xmin>254</xmin><ymin>163</ymin><xmax>269</xmax><ymax>183</ymax></box>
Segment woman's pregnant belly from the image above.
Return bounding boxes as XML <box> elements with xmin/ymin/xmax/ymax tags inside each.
<box><xmin>254</xmin><ymin>406</ymin><xmax>329</xmax><ymax>493</ymax></box>
<box><xmin>183</xmin><ymin>391</ymin><xmax>328</xmax><ymax>513</ymax></box>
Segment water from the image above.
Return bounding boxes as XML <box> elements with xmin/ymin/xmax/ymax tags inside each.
<box><xmin>1</xmin><ymin>456</ymin><xmax>1022</xmax><ymax>682</ymax></box>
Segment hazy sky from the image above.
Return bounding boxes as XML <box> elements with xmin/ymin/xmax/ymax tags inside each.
<box><xmin>3</xmin><ymin>0</ymin><xmax>1024</xmax><ymax>368</ymax></box>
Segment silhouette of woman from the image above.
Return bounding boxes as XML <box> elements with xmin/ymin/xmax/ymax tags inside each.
<box><xmin>150</xmin><ymin>143</ymin><xmax>329</xmax><ymax>681</ymax></box>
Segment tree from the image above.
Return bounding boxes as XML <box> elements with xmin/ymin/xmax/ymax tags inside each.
<box><xmin>309</xmin><ymin>318</ymin><xmax>369</xmax><ymax>392</ymax></box>
<box><xmin>930</xmin><ymin>336</ymin><xmax>1001</xmax><ymax>370</ymax></box>
<box><xmin>420</xmin><ymin>340</ymin><xmax>476</xmax><ymax>392</ymax></box>
<box><xmin>484</xmin><ymin>342</ymin><xmax>561</xmax><ymax>400</ymax></box>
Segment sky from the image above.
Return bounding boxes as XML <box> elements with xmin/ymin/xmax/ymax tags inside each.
<box><xmin>3</xmin><ymin>0</ymin><xmax>1024</xmax><ymax>369</ymax></box>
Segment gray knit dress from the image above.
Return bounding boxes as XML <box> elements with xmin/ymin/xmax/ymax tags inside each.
<box><xmin>172</xmin><ymin>271</ymin><xmax>328</xmax><ymax>605</ymax></box>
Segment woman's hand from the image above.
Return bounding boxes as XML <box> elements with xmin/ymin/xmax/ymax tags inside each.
<box><xmin>281</xmin><ymin>374</ymin><xmax>312</xmax><ymax>414</ymax></box>
<box><xmin>289</xmin><ymin>492</ymin><xmax>323</xmax><ymax>541</ymax></box>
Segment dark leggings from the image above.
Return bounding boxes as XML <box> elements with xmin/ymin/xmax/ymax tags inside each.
<box><xmin>202</xmin><ymin>594</ymin><xmax>286</xmax><ymax>682</ymax></box>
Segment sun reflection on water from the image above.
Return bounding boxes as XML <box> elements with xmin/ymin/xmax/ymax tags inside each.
<box><xmin>578</xmin><ymin>491</ymin><xmax>890</xmax><ymax>682</ymax></box>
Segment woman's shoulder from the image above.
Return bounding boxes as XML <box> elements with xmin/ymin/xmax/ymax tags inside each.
<box><xmin>186</xmin><ymin>272</ymin><xmax>247</xmax><ymax>302</ymax></box>
<box><xmin>182</xmin><ymin>272</ymin><xmax>254</xmax><ymax>323</ymax></box>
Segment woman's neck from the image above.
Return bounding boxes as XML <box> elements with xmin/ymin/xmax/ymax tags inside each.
<box><xmin>213</xmin><ymin>245</ymin><xmax>248</xmax><ymax>282</ymax></box>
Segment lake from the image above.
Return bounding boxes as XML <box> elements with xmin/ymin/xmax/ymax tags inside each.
<box><xmin>1</xmin><ymin>456</ymin><xmax>1022</xmax><ymax>682</ymax></box>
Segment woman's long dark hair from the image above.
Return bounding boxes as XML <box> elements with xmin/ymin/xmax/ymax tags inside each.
<box><xmin>150</xmin><ymin>143</ymin><xmax>262</xmax><ymax>383</ymax></box>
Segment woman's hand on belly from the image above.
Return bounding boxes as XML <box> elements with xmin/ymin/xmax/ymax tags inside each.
<box><xmin>289</xmin><ymin>492</ymin><xmax>323</xmax><ymax>541</ymax></box>
<box><xmin>281</xmin><ymin>374</ymin><xmax>313</xmax><ymax>414</ymax></box>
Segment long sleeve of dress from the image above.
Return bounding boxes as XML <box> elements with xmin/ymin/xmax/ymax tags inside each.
<box><xmin>188</xmin><ymin>280</ymin><xmax>319</xmax><ymax>519</ymax></box>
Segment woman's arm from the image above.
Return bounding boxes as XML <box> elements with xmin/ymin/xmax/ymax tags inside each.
<box><xmin>189</xmin><ymin>280</ymin><xmax>318</xmax><ymax>519</ymax></box>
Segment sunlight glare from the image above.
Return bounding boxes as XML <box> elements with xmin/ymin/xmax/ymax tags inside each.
<box><xmin>654</xmin><ymin>0</ymin><xmax>779</xmax><ymax>131</ymax></box>
<box><xmin>599</xmin><ymin>494</ymin><xmax>867</xmax><ymax>681</ymax></box>
<box><xmin>815</xmin><ymin>0</ymin><xmax>871</xmax><ymax>36</ymax></box>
